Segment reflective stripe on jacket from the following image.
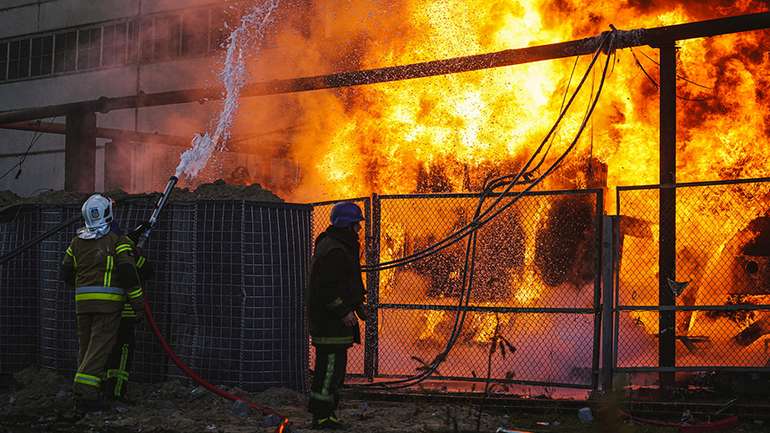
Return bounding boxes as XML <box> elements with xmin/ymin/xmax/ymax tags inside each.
<box><xmin>62</xmin><ymin>231</ymin><xmax>138</xmax><ymax>314</ymax></box>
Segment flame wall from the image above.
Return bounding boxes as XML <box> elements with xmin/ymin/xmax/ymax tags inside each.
<box><xmin>226</xmin><ymin>0</ymin><xmax>770</xmax><ymax>203</ymax></box>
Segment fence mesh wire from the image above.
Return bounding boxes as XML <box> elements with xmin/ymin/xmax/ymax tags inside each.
<box><xmin>7</xmin><ymin>179</ymin><xmax>768</xmax><ymax>391</ymax></box>
<box><xmin>369</xmin><ymin>191</ymin><xmax>602</xmax><ymax>387</ymax></box>
<box><xmin>616</xmin><ymin>179</ymin><xmax>770</xmax><ymax>370</ymax></box>
<box><xmin>0</xmin><ymin>206</ymin><xmax>41</xmax><ymax>384</ymax></box>
<box><xmin>1</xmin><ymin>200</ymin><xmax>310</xmax><ymax>392</ymax></box>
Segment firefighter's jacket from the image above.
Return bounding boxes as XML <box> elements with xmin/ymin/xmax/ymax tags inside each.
<box><xmin>121</xmin><ymin>244</ymin><xmax>153</xmax><ymax>319</ymax></box>
<box><xmin>307</xmin><ymin>226</ymin><xmax>366</xmax><ymax>346</ymax></box>
<box><xmin>61</xmin><ymin>231</ymin><xmax>145</xmax><ymax>315</ymax></box>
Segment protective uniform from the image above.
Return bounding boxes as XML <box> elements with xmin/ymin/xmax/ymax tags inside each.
<box><xmin>103</xmin><ymin>223</ymin><xmax>154</xmax><ymax>401</ymax></box>
<box><xmin>60</xmin><ymin>195</ymin><xmax>145</xmax><ymax>410</ymax></box>
<box><xmin>307</xmin><ymin>202</ymin><xmax>366</xmax><ymax>429</ymax></box>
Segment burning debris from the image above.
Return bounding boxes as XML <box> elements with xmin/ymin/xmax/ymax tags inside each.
<box><xmin>534</xmin><ymin>195</ymin><xmax>596</xmax><ymax>288</ymax></box>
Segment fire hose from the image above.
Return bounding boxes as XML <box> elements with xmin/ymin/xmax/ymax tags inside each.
<box><xmin>137</xmin><ymin>175</ymin><xmax>290</xmax><ymax>433</ymax></box>
<box><xmin>619</xmin><ymin>410</ymin><xmax>739</xmax><ymax>432</ymax></box>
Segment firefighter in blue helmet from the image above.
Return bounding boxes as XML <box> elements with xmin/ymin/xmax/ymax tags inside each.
<box><xmin>60</xmin><ymin>194</ymin><xmax>146</xmax><ymax>412</ymax></box>
<box><xmin>307</xmin><ymin>202</ymin><xmax>367</xmax><ymax>430</ymax></box>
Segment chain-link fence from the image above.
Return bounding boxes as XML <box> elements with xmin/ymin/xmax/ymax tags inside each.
<box><xmin>6</xmin><ymin>178</ymin><xmax>768</xmax><ymax>392</ymax></box>
<box><xmin>615</xmin><ymin>177</ymin><xmax>770</xmax><ymax>373</ymax></box>
<box><xmin>310</xmin><ymin>190</ymin><xmax>604</xmax><ymax>388</ymax></box>
<box><xmin>1</xmin><ymin>200</ymin><xmax>310</xmax><ymax>392</ymax></box>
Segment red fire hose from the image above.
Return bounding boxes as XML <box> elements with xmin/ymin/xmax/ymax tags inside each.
<box><xmin>137</xmin><ymin>176</ymin><xmax>289</xmax><ymax>432</ymax></box>
<box><xmin>143</xmin><ymin>299</ymin><xmax>290</xmax><ymax>433</ymax></box>
<box><xmin>620</xmin><ymin>410</ymin><xmax>738</xmax><ymax>432</ymax></box>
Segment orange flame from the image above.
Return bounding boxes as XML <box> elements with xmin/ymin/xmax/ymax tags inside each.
<box><xmin>234</xmin><ymin>1</ymin><xmax>769</xmax><ymax>362</ymax></box>
<box><xmin>236</xmin><ymin>1</ymin><xmax>769</xmax><ymax>203</ymax></box>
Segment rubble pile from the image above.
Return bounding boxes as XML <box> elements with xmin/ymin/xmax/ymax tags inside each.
<box><xmin>0</xmin><ymin>180</ymin><xmax>284</xmax><ymax>212</ymax></box>
<box><xmin>170</xmin><ymin>179</ymin><xmax>283</xmax><ymax>202</ymax></box>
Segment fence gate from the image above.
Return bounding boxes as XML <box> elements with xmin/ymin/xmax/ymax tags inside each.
<box><xmin>313</xmin><ymin>190</ymin><xmax>604</xmax><ymax>389</ymax></box>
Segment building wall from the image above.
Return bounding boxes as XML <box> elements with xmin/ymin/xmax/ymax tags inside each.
<box><xmin>0</xmin><ymin>0</ymin><xmax>252</xmax><ymax>196</ymax></box>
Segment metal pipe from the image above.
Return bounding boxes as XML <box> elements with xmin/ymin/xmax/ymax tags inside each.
<box><xmin>0</xmin><ymin>121</ymin><xmax>190</xmax><ymax>146</ymax></box>
<box><xmin>0</xmin><ymin>12</ymin><xmax>767</xmax><ymax>124</ymax></box>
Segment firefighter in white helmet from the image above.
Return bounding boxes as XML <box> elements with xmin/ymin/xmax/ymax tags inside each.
<box><xmin>61</xmin><ymin>194</ymin><xmax>145</xmax><ymax>412</ymax></box>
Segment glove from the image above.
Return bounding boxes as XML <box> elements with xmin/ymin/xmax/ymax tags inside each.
<box><xmin>128</xmin><ymin>222</ymin><xmax>151</xmax><ymax>244</ymax></box>
<box><xmin>342</xmin><ymin>311</ymin><xmax>358</xmax><ymax>327</ymax></box>
<box><xmin>355</xmin><ymin>304</ymin><xmax>369</xmax><ymax>321</ymax></box>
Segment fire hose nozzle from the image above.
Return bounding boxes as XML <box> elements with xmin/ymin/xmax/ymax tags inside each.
<box><xmin>137</xmin><ymin>175</ymin><xmax>178</xmax><ymax>248</ymax></box>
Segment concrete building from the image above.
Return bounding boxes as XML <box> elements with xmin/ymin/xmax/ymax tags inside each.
<box><xmin>0</xmin><ymin>0</ymin><xmax>299</xmax><ymax>196</ymax></box>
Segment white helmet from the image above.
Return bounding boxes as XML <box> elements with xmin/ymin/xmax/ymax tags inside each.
<box><xmin>77</xmin><ymin>194</ymin><xmax>114</xmax><ymax>240</ymax></box>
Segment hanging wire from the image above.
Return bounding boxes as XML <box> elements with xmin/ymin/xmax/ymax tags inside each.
<box><xmin>353</xmin><ymin>29</ymin><xmax>617</xmax><ymax>390</ymax></box>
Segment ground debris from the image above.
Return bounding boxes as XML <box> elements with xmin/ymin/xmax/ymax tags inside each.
<box><xmin>2</xmin><ymin>367</ymin><xmax>764</xmax><ymax>433</ymax></box>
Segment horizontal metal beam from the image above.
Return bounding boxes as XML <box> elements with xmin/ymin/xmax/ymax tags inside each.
<box><xmin>0</xmin><ymin>11</ymin><xmax>767</xmax><ymax>124</ymax></box>
<box><xmin>0</xmin><ymin>120</ymin><xmax>292</xmax><ymax>156</ymax></box>
<box><xmin>0</xmin><ymin>121</ymin><xmax>190</xmax><ymax>146</ymax></box>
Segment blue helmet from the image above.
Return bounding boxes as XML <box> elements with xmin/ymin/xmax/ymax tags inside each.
<box><xmin>330</xmin><ymin>202</ymin><xmax>364</xmax><ymax>228</ymax></box>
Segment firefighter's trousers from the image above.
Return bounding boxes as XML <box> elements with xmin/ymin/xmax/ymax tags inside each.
<box><xmin>104</xmin><ymin>318</ymin><xmax>136</xmax><ymax>400</ymax></box>
<box><xmin>309</xmin><ymin>344</ymin><xmax>348</xmax><ymax>419</ymax></box>
<box><xmin>74</xmin><ymin>312</ymin><xmax>121</xmax><ymax>400</ymax></box>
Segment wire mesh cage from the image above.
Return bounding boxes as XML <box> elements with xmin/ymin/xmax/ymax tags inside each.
<box><xmin>0</xmin><ymin>206</ymin><xmax>42</xmax><ymax>384</ymax></box>
<box><xmin>1</xmin><ymin>200</ymin><xmax>311</xmax><ymax>392</ymax></box>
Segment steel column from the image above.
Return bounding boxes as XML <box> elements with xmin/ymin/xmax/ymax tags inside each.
<box><xmin>658</xmin><ymin>41</ymin><xmax>677</xmax><ymax>391</ymax></box>
<box><xmin>64</xmin><ymin>111</ymin><xmax>97</xmax><ymax>193</ymax></box>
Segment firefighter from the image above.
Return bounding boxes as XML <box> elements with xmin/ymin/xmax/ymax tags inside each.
<box><xmin>103</xmin><ymin>221</ymin><xmax>154</xmax><ymax>403</ymax></box>
<box><xmin>307</xmin><ymin>201</ymin><xmax>367</xmax><ymax>430</ymax></box>
<box><xmin>61</xmin><ymin>194</ymin><xmax>145</xmax><ymax>412</ymax></box>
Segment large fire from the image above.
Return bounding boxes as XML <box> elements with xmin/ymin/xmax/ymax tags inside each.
<box><xmin>236</xmin><ymin>0</ymin><xmax>769</xmax><ymax>202</ymax></box>
<box><xmin>228</xmin><ymin>0</ymin><xmax>769</xmax><ymax>380</ymax></box>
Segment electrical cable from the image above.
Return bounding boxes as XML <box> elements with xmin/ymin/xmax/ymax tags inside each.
<box><xmin>637</xmin><ymin>48</ymin><xmax>714</xmax><ymax>90</ymax></box>
<box><xmin>629</xmin><ymin>47</ymin><xmax>715</xmax><ymax>102</ymax></box>
<box><xmin>0</xmin><ymin>128</ymin><xmax>42</xmax><ymax>182</ymax></box>
<box><xmin>353</xmin><ymin>30</ymin><xmax>617</xmax><ymax>390</ymax></box>
<box><xmin>361</xmin><ymin>30</ymin><xmax>615</xmax><ymax>274</ymax></box>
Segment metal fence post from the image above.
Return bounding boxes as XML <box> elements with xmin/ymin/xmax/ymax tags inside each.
<box><xmin>591</xmin><ymin>190</ymin><xmax>604</xmax><ymax>391</ymax></box>
<box><xmin>600</xmin><ymin>214</ymin><xmax>616</xmax><ymax>391</ymax></box>
<box><xmin>658</xmin><ymin>40</ymin><xmax>677</xmax><ymax>391</ymax></box>
<box><xmin>364</xmin><ymin>194</ymin><xmax>381</xmax><ymax>380</ymax></box>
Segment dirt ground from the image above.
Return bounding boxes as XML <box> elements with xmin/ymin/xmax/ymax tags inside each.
<box><xmin>1</xmin><ymin>367</ymin><xmax>768</xmax><ymax>433</ymax></box>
